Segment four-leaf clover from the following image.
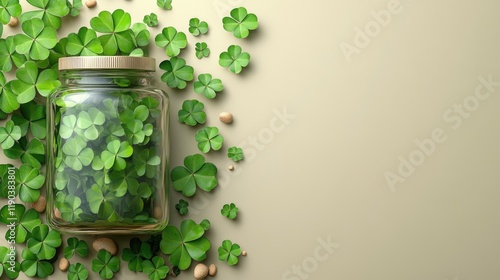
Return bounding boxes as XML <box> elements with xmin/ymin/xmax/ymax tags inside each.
<box><xmin>155</xmin><ymin>26</ymin><xmax>187</xmax><ymax>57</ymax></box>
<box><xmin>66</xmin><ymin>27</ymin><xmax>104</xmax><ymax>56</ymax></box>
<box><xmin>218</xmin><ymin>240</ymin><xmax>241</xmax><ymax>266</ymax></box>
<box><xmin>219</xmin><ymin>45</ymin><xmax>250</xmax><ymax>74</ymax></box>
<box><xmin>90</xmin><ymin>9</ymin><xmax>135</xmax><ymax>55</ymax></box>
<box><xmin>223</xmin><ymin>7</ymin><xmax>259</xmax><ymax>39</ymax></box>
<box><xmin>171</xmin><ymin>154</ymin><xmax>218</xmax><ymax>197</ymax></box>
<box><xmin>189</xmin><ymin>18</ymin><xmax>208</xmax><ymax>36</ymax></box>
<box><xmin>92</xmin><ymin>249</ymin><xmax>120</xmax><ymax>280</ymax></box>
<box><xmin>194</xmin><ymin>73</ymin><xmax>223</xmax><ymax>99</ymax></box>
<box><xmin>178</xmin><ymin>99</ymin><xmax>206</xmax><ymax>126</ymax></box>
<box><xmin>159</xmin><ymin>57</ymin><xmax>194</xmax><ymax>90</ymax></box>
<box><xmin>195</xmin><ymin>126</ymin><xmax>224</xmax><ymax>153</ymax></box>
<box><xmin>221</xmin><ymin>202</ymin><xmax>239</xmax><ymax>220</ymax></box>
<box><xmin>14</xmin><ymin>18</ymin><xmax>57</xmax><ymax>60</ymax></box>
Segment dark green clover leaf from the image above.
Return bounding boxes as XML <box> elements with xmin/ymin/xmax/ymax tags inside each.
<box><xmin>0</xmin><ymin>120</ymin><xmax>21</xmax><ymax>149</ymax></box>
<box><xmin>157</xmin><ymin>0</ymin><xmax>172</xmax><ymax>10</ymax></box>
<box><xmin>0</xmin><ymin>204</ymin><xmax>41</xmax><ymax>243</ymax></box>
<box><xmin>218</xmin><ymin>240</ymin><xmax>241</xmax><ymax>266</ymax></box>
<box><xmin>143</xmin><ymin>13</ymin><xmax>158</xmax><ymax>27</ymax></box>
<box><xmin>0</xmin><ymin>0</ymin><xmax>21</xmax><ymax>25</ymax></box>
<box><xmin>175</xmin><ymin>199</ymin><xmax>188</xmax><ymax>215</ymax></box>
<box><xmin>195</xmin><ymin>126</ymin><xmax>224</xmax><ymax>153</ymax></box>
<box><xmin>194</xmin><ymin>74</ymin><xmax>223</xmax><ymax>99</ymax></box>
<box><xmin>0</xmin><ymin>246</ymin><xmax>20</xmax><ymax>279</ymax></box>
<box><xmin>11</xmin><ymin>101</ymin><xmax>46</xmax><ymax>139</ymax></box>
<box><xmin>62</xmin><ymin>137</ymin><xmax>94</xmax><ymax>171</ymax></box>
<box><xmin>199</xmin><ymin>219</ymin><xmax>211</xmax><ymax>231</ymax></box>
<box><xmin>90</xmin><ymin>9</ymin><xmax>135</xmax><ymax>55</ymax></box>
<box><xmin>21</xmin><ymin>249</ymin><xmax>53</xmax><ymax>278</ymax></box>
<box><xmin>109</xmin><ymin>168</ymin><xmax>139</xmax><ymax>197</ymax></box>
<box><xmin>189</xmin><ymin>18</ymin><xmax>208</xmax><ymax>37</ymax></box>
<box><xmin>0</xmin><ymin>36</ymin><xmax>27</xmax><ymax>73</ymax></box>
<box><xmin>195</xmin><ymin>42</ymin><xmax>210</xmax><ymax>59</ymax></box>
<box><xmin>3</xmin><ymin>137</ymin><xmax>45</xmax><ymax>169</ymax></box>
<box><xmin>100</xmin><ymin>139</ymin><xmax>133</xmax><ymax>170</ymax></box>
<box><xmin>66</xmin><ymin>27</ymin><xmax>103</xmax><ymax>56</ymax></box>
<box><xmin>59</xmin><ymin>194</ymin><xmax>83</xmax><ymax>222</ymax></box>
<box><xmin>27</xmin><ymin>224</ymin><xmax>62</xmax><ymax>260</ymax></box>
<box><xmin>12</xmin><ymin>61</ymin><xmax>61</xmax><ymax>104</ymax></box>
<box><xmin>92</xmin><ymin>249</ymin><xmax>120</xmax><ymax>280</ymax></box>
<box><xmin>178</xmin><ymin>99</ymin><xmax>206</xmax><ymax>127</ymax></box>
<box><xmin>64</xmin><ymin>237</ymin><xmax>89</xmax><ymax>259</ymax></box>
<box><xmin>121</xmin><ymin>237</ymin><xmax>153</xmax><ymax>272</ymax></box>
<box><xmin>0</xmin><ymin>74</ymin><xmax>19</xmax><ymax>114</ymax></box>
<box><xmin>68</xmin><ymin>263</ymin><xmax>88</xmax><ymax>280</ymax></box>
<box><xmin>221</xmin><ymin>203</ymin><xmax>238</xmax><ymax>220</ymax></box>
<box><xmin>132</xmin><ymin>23</ymin><xmax>150</xmax><ymax>48</ymax></box>
<box><xmin>76</xmin><ymin>108</ymin><xmax>105</xmax><ymax>140</ymax></box>
<box><xmin>155</xmin><ymin>27</ymin><xmax>187</xmax><ymax>57</ymax></box>
<box><xmin>159</xmin><ymin>57</ymin><xmax>194</xmax><ymax>90</ymax></box>
<box><xmin>142</xmin><ymin>256</ymin><xmax>169</xmax><ymax>280</ymax></box>
<box><xmin>227</xmin><ymin>146</ymin><xmax>244</xmax><ymax>162</ymax></box>
<box><xmin>219</xmin><ymin>45</ymin><xmax>250</xmax><ymax>74</ymax></box>
<box><xmin>223</xmin><ymin>7</ymin><xmax>258</xmax><ymax>39</ymax></box>
<box><xmin>66</xmin><ymin>0</ymin><xmax>82</xmax><ymax>17</ymax></box>
<box><xmin>171</xmin><ymin>154</ymin><xmax>218</xmax><ymax>197</ymax></box>
<box><xmin>18</xmin><ymin>164</ymin><xmax>45</xmax><ymax>203</ymax></box>
<box><xmin>20</xmin><ymin>0</ymin><xmax>69</xmax><ymax>30</ymax></box>
<box><xmin>14</xmin><ymin>18</ymin><xmax>57</xmax><ymax>60</ymax></box>
<box><xmin>160</xmin><ymin>219</ymin><xmax>211</xmax><ymax>270</ymax></box>
<box><xmin>132</xmin><ymin>147</ymin><xmax>160</xmax><ymax>178</ymax></box>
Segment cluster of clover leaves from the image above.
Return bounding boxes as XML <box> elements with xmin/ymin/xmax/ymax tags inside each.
<box><xmin>0</xmin><ymin>0</ymin><xmax>257</xmax><ymax>279</ymax></box>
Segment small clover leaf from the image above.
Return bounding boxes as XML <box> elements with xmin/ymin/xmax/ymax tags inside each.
<box><xmin>68</xmin><ymin>263</ymin><xmax>89</xmax><ymax>280</ymax></box>
<box><xmin>0</xmin><ymin>36</ymin><xmax>27</xmax><ymax>73</ymax></box>
<box><xmin>100</xmin><ymin>139</ymin><xmax>133</xmax><ymax>170</ymax></box>
<box><xmin>0</xmin><ymin>120</ymin><xmax>21</xmax><ymax>149</ymax></box>
<box><xmin>132</xmin><ymin>23</ymin><xmax>151</xmax><ymax>47</ymax></box>
<box><xmin>0</xmin><ymin>74</ymin><xmax>19</xmax><ymax>114</ymax></box>
<box><xmin>223</xmin><ymin>7</ymin><xmax>259</xmax><ymax>39</ymax></box>
<box><xmin>155</xmin><ymin>27</ymin><xmax>187</xmax><ymax>57</ymax></box>
<box><xmin>27</xmin><ymin>224</ymin><xmax>62</xmax><ymax>260</ymax></box>
<box><xmin>159</xmin><ymin>57</ymin><xmax>194</xmax><ymax>90</ymax></box>
<box><xmin>90</xmin><ymin>9</ymin><xmax>135</xmax><ymax>55</ymax></box>
<box><xmin>67</xmin><ymin>0</ymin><xmax>82</xmax><ymax>17</ymax></box>
<box><xmin>0</xmin><ymin>204</ymin><xmax>41</xmax><ymax>243</ymax></box>
<box><xmin>14</xmin><ymin>18</ymin><xmax>57</xmax><ymax>60</ymax></box>
<box><xmin>92</xmin><ymin>249</ymin><xmax>120</xmax><ymax>280</ymax></box>
<box><xmin>0</xmin><ymin>0</ymin><xmax>21</xmax><ymax>25</ymax></box>
<box><xmin>195</xmin><ymin>126</ymin><xmax>224</xmax><ymax>153</ymax></box>
<box><xmin>218</xmin><ymin>240</ymin><xmax>241</xmax><ymax>266</ymax></box>
<box><xmin>227</xmin><ymin>146</ymin><xmax>244</xmax><ymax>162</ymax></box>
<box><xmin>142</xmin><ymin>256</ymin><xmax>169</xmax><ymax>280</ymax></box>
<box><xmin>121</xmin><ymin>237</ymin><xmax>153</xmax><ymax>272</ymax></box>
<box><xmin>64</xmin><ymin>237</ymin><xmax>89</xmax><ymax>259</ymax></box>
<box><xmin>0</xmin><ymin>246</ymin><xmax>20</xmax><ymax>279</ymax></box>
<box><xmin>143</xmin><ymin>13</ymin><xmax>158</xmax><ymax>27</ymax></box>
<box><xmin>160</xmin><ymin>219</ymin><xmax>211</xmax><ymax>270</ymax></box>
<box><xmin>189</xmin><ymin>18</ymin><xmax>208</xmax><ymax>36</ymax></box>
<box><xmin>11</xmin><ymin>101</ymin><xmax>47</xmax><ymax>139</ymax></box>
<box><xmin>221</xmin><ymin>203</ymin><xmax>239</xmax><ymax>220</ymax></box>
<box><xmin>199</xmin><ymin>219</ymin><xmax>211</xmax><ymax>231</ymax></box>
<box><xmin>195</xmin><ymin>42</ymin><xmax>210</xmax><ymax>59</ymax></box>
<box><xmin>178</xmin><ymin>99</ymin><xmax>206</xmax><ymax>127</ymax></box>
<box><xmin>62</xmin><ymin>137</ymin><xmax>94</xmax><ymax>171</ymax></box>
<box><xmin>194</xmin><ymin>74</ymin><xmax>223</xmax><ymax>99</ymax></box>
<box><xmin>21</xmin><ymin>249</ymin><xmax>54</xmax><ymax>278</ymax></box>
<box><xmin>219</xmin><ymin>45</ymin><xmax>250</xmax><ymax>74</ymax></box>
<box><xmin>175</xmin><ymin>199</ymin><xmax>189</xmax><ymax>215</ymax></box>
<box><xmin>76</xmin><ymin>108</ymin><xmax>106</xmax><ymax>140</ymax></box>
<box><xmin>66</xmin><ymin>27</ymin><xmax>103</xmax><ymax>56</ymax></box>
<box><xmin>20</xmin><ymin>0</ymin><xmax>69</xmax><ymax>30</ymax></box>
<box><xmin>157</xmin><ymin>0</ymin><xmax>172</xmax><ymax>10</ymax></box>
<box><xmin>171</xmin><ymin>154</ymin><xmax>218</xmax><ymax>197</ymax></box>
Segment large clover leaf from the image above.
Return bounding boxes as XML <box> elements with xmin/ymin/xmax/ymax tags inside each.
<box><xmin>0</xmin><ymin>73</ymin><xmax>19</xmax><ymax>114</ymax></box>
<box><xmin>0</xmin><ymin>204</ymin><xmax>41</xmax><ymax>243</ymax></box>
<box><xmin>132</xmin><ymin>23</ymin><xmax>150</xmax><ymax>48</ymax></box>
<box><xmin>62</xmin><ymin>137</ymin><xmax>94</xmax><ymax>171</ymax></box>
<box><xmin>0</xmin><ymin>120</ymin><xmax>21</xmax><ymax>149</ymax></box>
<box><xmin>171</xmin><ymin>154</ymin><xmax>218</xmax><ymax>197</ymax></box>
<box><xmin>219</xmin><ymin>45</ymin><xmax>250</xmax><ymax>74</ymax></box>
<box><xmin>66</xmin><ymin>27</ymin><xmax>103</xmax><ymax>56</ymax></box>
<box><xmin>223</xmin><ymin>7</ymin><xmax>258</xmax><ymax>39</ymax></box>
<box><xmin>27</xmin><ymin>224</ymin><xmax>62</xmax><ymax>260</ymax></box>
<box><xmin>0</xmin><ymin>0</ymin><xmax>21</xmax><ymax>25</ymax></box>
<box><xmin>160</xmin><ymin>219</ymin><xmax>211</xmax><ymax>270</ymax></box>
<box><xmin>159</xmin><ymin>57</ymin><xmax>194</xmax><ymax>90</ymax></box>
<box><xmin>20</xmin><ymin>249</ymin><xmax>53</xmax><ymax>278</ymax></box>
<box><xmin>122</xmin><ymin>237</ymin><xmax>153</xmax><ymax>272</ymax></box>
<box><xmin>90</xmin><ymin>9</ymin><xmax>135</xmax><ymax>55</ymax></box>
<box><xmin>18</xmin><ymin>164</ymin><xmax>45</xmax><ymax>203</ymax></box>
<box><xmin>20</xmin><ymin>0</ymin><xmax>69</xmax><ymax>30</ymax></box>
<box><xmin>14</xmin><ymin>18</ymin><xmax>57</xmax><ymax>60</ymax></box>
<box><xmin>155</xmin><ymin>27</ymin><xmax>187</xmax><ymax>57</ymax></box>
<box><xmin>193</xmin><ymin>74</ymin><xmax>223</xmax><ymax>99</ymax></box>
<box><xmin>178</xmin><ymin>99</ymin><xmax>206</xmax><ymax>127</ymax></box>
<box><xmin>92</xmin><ymin>249</ymin><xmax>120</xmax><ymax>280</ymax></box>
<box><xmin>195</xmin><ymin>126</ymin><xmax>224</xmax><ymax>153</ymax></box>
<box><xmin>12</xmin><ymin>60</ymin><xmax>61</xmax><ymax>104</ymax></box>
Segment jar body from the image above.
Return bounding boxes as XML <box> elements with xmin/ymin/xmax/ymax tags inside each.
<box><xmin>46</xmin><ymin>70</ymin><xmax>169</xmax><ymax>234</ymax></box>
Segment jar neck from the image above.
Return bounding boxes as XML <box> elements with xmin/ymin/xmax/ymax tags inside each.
<box><xmin>61</xmin><ymin>70</ymin><xmax>154</xmax><ymax>87</ymax></box>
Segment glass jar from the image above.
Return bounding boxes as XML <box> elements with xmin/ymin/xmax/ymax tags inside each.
<box><xmin>46</xmin><ymin>56</ymin><xmax>169</xmax><ymax>234</ymax></box>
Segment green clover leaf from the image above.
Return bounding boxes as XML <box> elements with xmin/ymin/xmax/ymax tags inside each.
<box><xmin>121</xmin><ymin>237</ymin><xmax>153</xmax><ymax>272</ymax></box>
<box><xmin>14</xmin><ymin>18</ymin><xmax>57</xmax><ymax>60</ymax></box>
<box><xmin>90</xmin><ymin>9</ymin><xmax>135</xmax><ymax>55</ymax></box>
<box><xmin>159</xmin><ymin>57</ymin><xmax>194</xmax><ymax>90</ymax></box>
<box><xmin>68</xmin><ymin>263</ymin><xmax>89</xmax><ymax>280</ymax></box>
<box><xmin>76</xmin><ymin>108</ymin><xmax>106</xmax><ymax>140</ymax></box>
<box><xmin>175</xmin><ymin>199</ymin><xmax>189</xmax><ymax>215</ymax></box>
<box><xmin>0</xmin><ymin>0</ymin><xmax>21</xmax><ymax>25</ymax></box>
<box><xmin>132</xmin><ymin>147</ymin><xmax>160</xmax><ymax>178</ymax></box>
<box><xmin>0</xmin><ymin>204</ymin><xmax>41</xmax><ymax>243</ymax></box>
<box><xmin>223</xmin><ymin>7</ymin><xmax>259</xmax><ymax>39</ymax></box>
<box><xmin>0</xmin><ymin>36</ymin><xmax>26</xmax><ymax>72</ymax></box>
<box><xmin>155</xmin><ymin>27</ymin><xmax>187</xmax><ymax>57</ymax></box>
<box><xmin>195</xmin><ymin>42</ymin><xmax>210</xmax><ymax>59</ymax></box>
<box><xmin>0</xmin><ymin>164</ymin><xmax>15</xmax><ymax>198</ymax></box>
<box><xmin>59</xmin><ymin>114</ymin><xmax>77</xmax><ymax>139</ymax></box>
<box><xmin>221</xmin><ymin>203</ymin><xmax>239</xmax><ymax>220</ymax></box>
<box><xmin>66</xmin><ymin>0</ymin><xmax>82</xmax><ymax>17</ymax></box>
<box><xmin>11</xmin><ymin>101</ymin><xmax>46</xmax><ymax>139</ymax></box>
<box><xmin>171</xmin><ymin>154</ymin><xmax>218</xmax><ymax>197</ymax></box>
<box><xmin>160</xmin><ymin>219</ymin><xmax>211</xmax><ymax>270</ymax></box>
<box><xmin>143</xmin><ymin>13</ymin><xmax>158</xmax><ymax>27</ymax></box>
<box><xmin>92</xmin><ymin>249</ymin><xmax>120</xmax><ymax>279</ymax></box>
<box><xmin>64</xmin><ymin>237</ymin><xmax>89</xmax><ymax>259</ymax></box>
<box><xmin>132</xmin><ymin>23</ymin><xmax>150</xmax><ymax>47</ymax></box>
<box><xmin>21</xmin><ymin>249</ymin><xmax>54</xmax><ymax>278</ymax></box>
<box><xmin>189</xmin><ymin>18</ymin><xmax>208</xmax><ymax>37</ymax></box>
<box><xmin>0</xmin><ymin>73</ymin><xmax>19</xmax><ymax>114</ymax></box>
<box><xmin>227</xmin><ymin>146</ymin><xmax>244</xmax><ymax>162</ymax></box>
<box><xmin>219</xmin><ymin>45</ymin><xmax>250</xmax><ymax>74</ymax></box>
<box><xmin>195</xmin><ymin>126</ymin><xmax>224</xmax><ymax>153</ymax></box>
<box><xmin>18</xmin><ymin>164</ymin><xmax>45</xmax><ymax>203</ymax></box>
<box><xmin>178</xmin><ymin>99</ymin><xmax>206</xmax><ymax>127</ymax></box>
<box><xmin>20</xmin><ymin>0</ymin><xmax>69</xmax><ymax>30</ymax></box>
<box><xmin>194</xmin><ymin>74</ymin><xmax>223</xmax><ymax>99</ymax></box>
<box><xmin>199</xmin><ymin>219</ymin><xmax>211</xmax><ymax>231</ymax></box>
<box><xmin>218</xmin><ymin>240</ymin><xmax>241</xmax><ymax>266</ymax></box>
<box><xmin>62</xmin><ymin>137</ymin><xmax>94</xmax><ymax>171</ymax></box>
<box><xmin>157</xmin><ymin>0</ymin><xmax>172</xmax><ymax>10</ymax></box>
<box><xmin>142</xmin><ymin>256</ymin><xmax>169</xmax><ymax>280</ymax></box>
<box><xmin>0</xmin><ymin>120</ymin><xmax>21</xmax><ymax>149</ymax></box>
<box><xmin>108</xmin><ymin>168</ymin><xmax>139</xmax><ymax>197</ymax></box>
<box><xmin>12</xmin><ymin>61</ymin><xmax>61</xmax><ymax>103</ymax></box>
<box><xmin>3</xmin><ymin>137</ymin><xmax>46</xmax><ymax>168</ymax></box>
<box><xmin>59</xmin><ymin>194</ymin><xmax>83</xmax><ymax>222</ymax></box>
<box><xmin>0</xmin><ymin>246</ymin><xmax>20</xmax><ymax>279</ymax></box>
<box><xmin>27</xmin><ymin>224</ymin><xmax>62</xmax><ymax>260</ymax></box>
<box><xmin>100</xmin><ymin>139</ymin><xmax>133</xmax><ymax>170</ymax></box>
<box><xmin>66</xmin><ymin>27</ymin><xmax>103</xmax><ymax>56</ymax></box>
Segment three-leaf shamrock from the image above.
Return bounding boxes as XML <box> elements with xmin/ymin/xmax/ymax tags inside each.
<box><xmin>68</xmin><ymin>263</ymin><xmax>89</xmax><ymax>280</ymax></box>
<box><xmin>195</xmin><ymin>126</ymin><xmax>224</xmax><ymax>153</ymax></box>
<box><xmin>90</xmin><ymin>9</ymin><xmax>135</xmax><ymax>55</ymax></box>
<box><xmin>21</xmin><ymin>249</ymin><xmax>54</xmax><ymax>278</ymax></box>
<box><xmin>218</xmin><ymin>240</ymin><xmax>241</xmax><ymax>266</ymax></box>
<box><xmin>160</xmin><ymin>219</ymin><xmax>211</xmax><ymax>270</ymax></box>
<box><xmin>26</xmin><ymin>224</ymin><xmax>62</xmax><ymax>260</ymax></box>
<box><xmin>17</xmin><ymin>164</ymin><xmax>45</xmax><ymax>203</ymax></box>
<box><xmin>67</xmin><ymin>0</ymin><xmax>83</xmax><ymax>17</ymax></box>
<box><xmin>219</xmin><ymin>45</ymin><xmax>250</xmax><ymax>74</ymax></box>
<box><xmin>14</xmin><ymin>18</ymin><xmax>57</xmax><ymax>60</ymax></box>
<box><xmin>0</xmin><ymin>204</ymin><xmax>41</xmax><ymax>243</ymax></box>
<box><xmin>121</xmin><ymin>237</ymin><xmax>153</xmax><ymax>272</ymax></box>
<box><xmin>178</xmin><ymin>99</ymin><xmax>206</xmax><ymax>126</ymax></box>
<box><xmin>100</xmin><ymin>139</ymin><xmax>133</xmax><ymax>170</ymax></box>
<box><xmin>11</xmin><ymin>101</ymin><xmax>47</xmax><ymax>139</ymax></box>
<box><xmin>189</xmin><ymin>18</ymin><xmax>208</xmax><ymax>36</ymax></box>
<box><xmin>194</xmin><ymin>74</ymin><xmax>223</xmax><ymax>99</ymax></box>
<box><xmin>221</xmin><ymin>203</ymin><xmax>239</xmax><ymax>220</ymax></box>
<box><xmin>0</xmin><ymin>120</ymin><xmax>21</xmax><ymax>149</ymax></box>
<box><xmin>3</xmin><ymin>137</ymin><xmax>45</xmax><ymax>169</ymax></box>
<box><xmin>155</xmin><ymin>27</ymin><xmax>187</xmax><ymax>57</ymax></box>
<box><xmin>64</xmin><ymin>237</ymin><xmax>89</xmax><ymax>259</ymax></box>
<box><xmin>195</xmin><ymin>42</ymin><xmax>210</xmax><ymax>59</ymax></box>
<box><xmin>171</xmin><ymin>154</ymin><xmax>218</xmax><ymax>197</ymax></box>
<box><xmin>143</xmin><ymin>13</ymin><xmax>158</xmax><ymax>27</ymax></box>
<box><xmin>12</xmin><ymin>61</ymin><xmax>61</xmax><ymax>103</ymax></box>
<box><xmin>92</xmin><ymin>249</ymin><xmax>120</xmax><ymax>279</ymax></box>
<box><xmin>76</xmin><ymin>108</ymin><xmax>106</xmax><ymax>140</ymax></box>
<box><xmin>0</xmin><ymin>0</ymin><xmax>21</xmax><ymax>25</ymax></box>
<box><xmin>0</xmin><ymin>72</ymin><xmax>19</xmax><ymax>114</ymax></box>
<box><xmin>0</xmin><ymin>246</ymin><xmax>20</xmax><ymax>279</ymax></box>
<box><xmin>62</xmin><ymin>137</ymin><xmax>94</xmax><ymax>171</ymax></box>
<box><xmin>159</xmin><ymin>57</ymin><xmax>194</xmax><ymax>90</ymax></box>
<box><xmin>175</xmin><ymin>199</ymin><xmax>189</xmax><ymax>215</ymax></box>
<box><xmin>223</xmin><ymin>7</ymin><xmax>259</xmax><ymax>39</ymax></box>
<box><xmin>227</xmin><ymin>146</ymin><xmax>244</xmax><ymax>162</ymax></box>
<box><xmin>142</xmin><ymin>256</ymin><xmax>169</xmax><ymax>280</ymax></box>
<box><xmin>0</xmin><ymin>36</ymin><xmax>27</xmax><ymax>73</ymax></box>
<box><xmin>66</xmin><ymin>27</ymin><xmax>104</xmax><ymax>56</ymax></box>
<box><xmin>20</xmin><ymin>0</ymin><xmax>69</xmax><ymax>30</ymax></box>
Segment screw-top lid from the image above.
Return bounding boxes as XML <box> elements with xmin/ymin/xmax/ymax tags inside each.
<box><xmin>58</xmin><ymin>56</ymin><xmax>156</xmax><ymax>71</ymax></box>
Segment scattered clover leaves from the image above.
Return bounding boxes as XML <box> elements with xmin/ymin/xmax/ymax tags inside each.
<box><xmin>218</xmin><ymin>240</ymin><xmax>241</xmax><ymax>266</ymax></box>
<box><xmin>92</xmin><ymin>249</ymin><xmax>120</xmax><ymax>280</ymax></box>
<box><xmin>221</xmin><ymin>203</ymin><xmax>238</xmax><ymax>220</ymax></box>
<box><xmin>90</xmin><ymin>9</ymin><xmax>135</xmax><ymax>55</ymax></box>
<box><xmin>223</xmin><ymin>7</ymin><xmax>259</xmax><ymax>39</ymax></box>
<box><xmin>0</xmin><ymin>204</ymin><xmax>41</xmax><ymax>243</ymax></box>
<box><xmin>18</xmin><ymin>164</ymin><xmax>45</xmax><ymax>203</ymax></box>
<box><xmin>178</xmin><ymin>99</ymin><xmax>206</xmax><ymax>127</ymax></box>
<box><xmin>219</xmin><ymin>45</ymin><xmax>250</xmax><ymax>74</ymax></box>
<box><xmin>194</xmin><ymin>74</ymin><xmax>223</xmax><ymax>99</ymax></box>
<box><xmin>21</xmin><ymin>0</ymin><xmax>69</xmax><ymax>30</ymax></box>
<box><xmin>159</xmin><ymin>57</ymin><xmax>194</xmax><ymax>90</ymax></box>
<box><xmin>14</xmin><ymin>18</ymin><xmax>57</xmax><ymax>60</ymax></box>
<box><xmin>195</xmin><ymin>42</ymin><xmax>210</xmax><ymax>59</ymax></box>
<box><xmin>68</xmin><ymin>263</ymin><xmax>89</xmax><ymax>280</ymax></box>
<box><xmin>0</xmin><ymin>120</ymin><xmax>21</xmax><ymax>149</ymax></box>
<box><xmin>189</xmin><ymin>18</ymin><xmax>208</xmax><ymax>36</ymax></box>
<box><xmin>21</xmin><ymin>249</ymin><xmax>54</xmax><ymax>278</ymax></box>
<box><xmin>157</xmin><ymin>0</ymin><xmax>172</xmax><ymax>10</ymax></box>
<box><xmin>66</xmin><ymin>27</ymin><xmax>104</xmax><ymax>56</ymax></box>
<box><xmin>64</xmin><ymin>237</ymin><xmax>89</xmax><ymax>259</ymax></box>
<box><xmin>142</xmin><ymin>256</ymin><xmax>169</xmax><ymax>280</ymax></box>
<box><xmin>143</xmin><ymin>13</ymin><xmax>158</xmax><ymax>27</ymax></box>
<box><xmin>121</xmin><ymin>237</ymin><xmax>153</xmax><ymax>272</ymax></box>
<box><xmin>195</xmin><ymin>126</ymin><xmax>224</xmax><ymax>153</ymax></box>
<box><xmin>175</xmin><ymin>199</ymin><xmax>189</xmax><ymax>215</ymax></box>
<box><xmin>0</xmin><ymin>0</ymin><xmax>21</xmax><ymax>25</ymax></box>
<box><xmin>155</xmin><ymin>26</ymin><xmax>187</xmax><ymax>57</ymax></box>
<box><xmin>26</xmin><ymin>224</ymin><xmax>62</xmax><ymax>260</ymax></box>
<box><xmin>227</xmin><ymin>146</ymin><xmax>244</xmax><ymax>162</ymax></box>
<box><xmin>171</xmin><ymin>154</ymin><xmax>218</xmax><ymax>197</ymax></box>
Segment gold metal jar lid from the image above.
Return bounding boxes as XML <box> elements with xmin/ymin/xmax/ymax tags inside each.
<box><xmin>58</xmin><ymin>56</ymin><xmax>156</xmax><ymax>71</ymax></box>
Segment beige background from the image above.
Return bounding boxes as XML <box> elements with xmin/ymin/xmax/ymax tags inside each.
<box><xmin>2</xmin><ymin>0</ymin><xmax>500</xmax><ymax>279</ymax></box>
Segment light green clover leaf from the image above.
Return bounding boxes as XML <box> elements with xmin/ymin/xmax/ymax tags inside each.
<box><xmin>132</xmin><ymin>23</ymin><xmax>150</xmax><ymax>47</ymax></box>
<box><xmin>219</xmin><ymin>45</ymin><xmax>250</xmax><ymax>74</ymax></box>
<box><xmin>159</xmin><ymin>57</ymin><xmax>194</xmax><ymax>90</ymax></box>
<box><xmin>195</xmin><ymin>42</ymin><xmax>210</xmax><ymax>59</ymax></box>
<box><xmin>12</xmin><ymin>61</ymin><xmax>61</xmax><ymax>104</ymax></box>
<box><xmin>68</xmin><ymin>263</ymin><xmax>88</xmax><ymax>280</ymax></box>
<box><xmin>0</xmin><ymin>0</ymin><xmax>21</xmax><ymax>25</ymax></box>
<box><xmin>76</xmin><ymin>108</ymin><xmax>105</xmax><ymax>140</ymax></box>
<box><xmin>142</xmin><ymin>256</ymin><xmax>169</xmax><ymax>280</ymax></box>
<box><xmin>100</xmin><ymin>139</ymin><xmax>133</xmax><ymax>170</ymax></box>
<box><xmin>143</xmin><ymin>13</ymin><xmax>158</xmax><ymax>27</ymax></box>
<box><xmin>62</xmin><ymin>137</ymin><xmax>94</xmax><ymax>171</ymax></box>
<box><xmin>14</xmin><ymin>18</ymin><xmax>57</xmax><ymax>60</ymax></box>
<box><xmin>66</xmin><ymin>0</ymin><xmax>82</xmax><ymax>17</ymax></box>
<box><xmin>223</xmin><ymin>7</ymin><xmax>258</xmax><ymax>39</ymax></box>
<box><xmin>218</xmin><ymin>240</ymin><xmax>241</xmax><ymax>265</ymax></box>
<box><xmin>194</xmin><ymin>74</ymin><xmax>223</xmax><ymax>99</ymax></box>
<box><xmin>0</xmin><ymin>120</ymin><xmax>21</xmax><ymax>149</ymax></box>
<box><xmin>20</xmin><ymin>0</ymin><xmax>69</xmax><ymax>30</ymax></box>
<box><xmin>195</xmin><ymin>126</ymin><xmax>224</xmax><ymax>153</ymax></box>
<box><xmin>92</xmin><ymin>249</ymin><xmax>120</xmax><ymax>280</ymax></box>
<box><xmin>178</xmin><ymin>99</ymin><xmax>206</xmax><ymax>127</ymax></box>
<box><xmin>59</xmin><ymin>194</ymin><xmax>83</xmax><ymax>222</ymax></box>
<box><xmin>0</xmin><ymin>74</ymin><xmax>19</xmax><ymax>114</ymax></box>
<box><xmin>66</xmin><ymin>27</ymin><xmax>103</xmax><ymax>56</ymax></box>
<box><xmin>0</xmin><ymin>36</ymin><xmax>27</xmax><ymax>73</ymax></box>
<box><xmin>18</xmin><ymin>164</ymin><xmax>45</xmax><ymax>203</ymax></box>
<box><xmin>59</xmin><ymin>114</ymin><xmax>77</xmax><ymax>139</ymax></box>
<box><xmin>21</xmin><ymin>249</ymin><xmax>53</xmax><ymax>278</ymax></box>
<box><xmin>171</xmin><ymin>154</ymin><xmax>218</xmax><ymax>197</ymax></box>
<box><xmin>90</xmin><ymin>9</ymin><xmax>135</xmax><ymax>55</ymax></box>
<box><xmin>189</xmin><ymin>18</ymin><xmax>208</xmax><ymax>37</ymax></box>
<box><xmin>27</xmin><ymin>224</ymin><xmax>62</xmax><ymax>260</ymax></box>
<box><xmin>155</xmin><ymin>27</ymin><xmax>187</xmax><ymax>57</ymax></box>
<box><xmin>157</xmin><ymin>0</ymin><xmax>172</xmax><ymax>10</ymax></box>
